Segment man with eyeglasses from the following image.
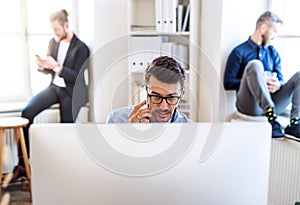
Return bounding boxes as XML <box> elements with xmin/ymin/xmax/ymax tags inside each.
<box><xmin>106</xmin><ymin>56</ymin><xmax>191</xmax><ymax>123</ymax></box>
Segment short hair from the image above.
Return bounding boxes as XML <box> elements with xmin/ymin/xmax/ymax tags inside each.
<box><xmin>50</xmin><ymin>9</ymin><xmax>69</xmax><ymax>25</ymax></box>
<box><xmin>144</xmin><ymin>56</ymin><xmax>186</xmax><ymax>91</ymax></box>
<box><xmin>256</xmin><ymin>11</ymin><xmax>283</xmax><ymax>28</ymax></box>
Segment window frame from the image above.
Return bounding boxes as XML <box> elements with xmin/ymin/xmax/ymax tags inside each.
<box><xmin>0</xmin><ymin>0</ymin><xmax>79</xmax><ymax>112</ymax></box>
<box><xmin>269</xmin><ymin>0</ymin><xmax>300</xmax><ymax>81</ymax></box>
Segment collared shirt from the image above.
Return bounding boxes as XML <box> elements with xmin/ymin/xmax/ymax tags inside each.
<box><xmin>106</xmin><ymin>106</ymin><xmax>192</xmax><ymax>123</ymax></box>
<box><xmin>223</xmin><ymin>36</ymin><xmax>284</xmax><ymax>91</ymax></box>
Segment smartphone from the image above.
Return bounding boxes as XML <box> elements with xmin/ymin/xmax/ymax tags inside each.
<box><xmin>146</xmin><ymin>97</ymin><xmax>150</xmax><ymax>108</ymax></box>
<box><xmin>145</xmin><ymin>97</ymin><xmax>151</xmax><ymax>122</ymax></box>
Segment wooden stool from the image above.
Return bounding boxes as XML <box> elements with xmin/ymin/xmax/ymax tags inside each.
<box><xmin>0</xmin><ymin>117</ymin><xmax>31</xmax><ymax>199</ymax></box>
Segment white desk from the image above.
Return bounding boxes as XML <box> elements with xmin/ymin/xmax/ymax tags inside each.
<box><xmin>30</xmin><ymin>122</ymin><xmax>271</xmax><ymax>205</ymax></box>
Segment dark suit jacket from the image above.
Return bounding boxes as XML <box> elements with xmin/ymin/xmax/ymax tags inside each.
<box><xmin>41</xmin><ymin>34</ymin><xmax>90</xmax><ymax>114</ymax></box>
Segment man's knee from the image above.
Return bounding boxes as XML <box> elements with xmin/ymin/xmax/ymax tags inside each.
<box><xmin>245</xmin><ymin>60</ymin><xmax>264</xmax><ymax>73</ymax></box>
<box><xmin>21</xmin><ymin>106</ymin><xmax>35</xmax><ymax>121</ymax></box>
<box><xmin>294</xmin><ymin>71</ymin><xmax>300</xmax><ymax>79</ymax></box>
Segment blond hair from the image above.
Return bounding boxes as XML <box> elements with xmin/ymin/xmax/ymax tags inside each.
<box><xmin>50</xmin><ymin>9</ymin><xmax>69</xmax><ymax>25</ymax></box>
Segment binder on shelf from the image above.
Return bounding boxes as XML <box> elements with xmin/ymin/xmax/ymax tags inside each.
<box><xmin>161</xmin><ymin>42</ymin><xmax>174</xmax><ymax>56</ymax></box>
<box><xmin>167</xmin><ymin>0</ymin><xmax>179</xmax><ymax>33</ymax></box>
<box><xmin>177</xmin><ymin>4</ymin><xmax>184</xmax><ymax>32</ymax></box>
<box><xmin>161</xmin><ymin>42</ymin><xmax>189</xmax><ymax>69</ymax></box>
<box><xmin>156</xmin><ymin>0</ymin><xmax>181</xmax><ymax>33</ymax></box>
<box><xmin>162</xmin><ymin>0</ymin><xmax>169</xmax><ymax>32</ymax></box>
<box><xmin>128</xmin><ymin>36</ymin><xmax>162</xmax><ymax>73</ymax></box>
<box><xmin>155</xmin><ymin>0</ymin><xmax>163</xmax><ymax>32</ymax></box>
<box><xmin>182</xmin><ymin>4</ymin><xmax>190</xmax><ymax>32</ymax></box>
<box><xmin>172</xmin><ymin>44</ymin><xmax>189</xmax><ymax>69</ymax></box>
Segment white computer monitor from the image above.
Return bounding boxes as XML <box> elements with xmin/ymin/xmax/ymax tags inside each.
<box><xmin>29</xmin><ymin>122</ymin><xmax>271</xmax><ymax>205</ymax></box>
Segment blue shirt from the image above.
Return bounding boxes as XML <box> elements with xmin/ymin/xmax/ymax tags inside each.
<box><xmin>106</xmin><ymin>106</ymin><xmax>192</xmax><ymax>123</ymax></box>
<box><xmin>223</xmin><ymin>37</ymin><xmax>284</xmax><ymax>91</ymax></box>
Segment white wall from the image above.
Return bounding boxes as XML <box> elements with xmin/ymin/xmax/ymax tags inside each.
<box><xmin>77</xmin><ymin>0</ymin><xmax>95</xmax><ymax>48</ymax></box>
<box><xmin>90</xmin><ymin>0</ymin><xmax>129</xmax><ymax>122</ymax></box>
<box><xmin>197</xmin><ymin>0</ymin><xmax>223</xmax><ymax>122</ymax></box>
<box><xmin>199</xmin><ymin>0</ymin><xmax>268</xmax><ymax>121</ymax></box>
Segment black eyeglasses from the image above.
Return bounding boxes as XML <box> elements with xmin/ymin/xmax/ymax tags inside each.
<box><xmin>147</xmin><ymin>94</ymin><xmax>181</xmax><ymax>105</ymax></box>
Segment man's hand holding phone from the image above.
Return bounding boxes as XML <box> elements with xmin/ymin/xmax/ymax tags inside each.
<box><xmin>35</xmin><ymin>55</ymin><xmax>59</xmax><ymax>71</ymax></box>
<box><xmin>129</xmin><ymin>100</ymin><xmax>151</xmax><ymax>123</ymax></box>
<box><xmin>35</xmin><ymin>55</ymin><xmax>45</xmax><ymax>71</ymax></box>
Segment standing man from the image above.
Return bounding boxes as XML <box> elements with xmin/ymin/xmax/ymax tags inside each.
<box><xmin>106</xmin><ymin>56</ymin><xmax>191</xmax><ymax>123</ymax></box>
<box><xmin>224</xmin><ymin>11</ymin><xmax>300</xmax><ymax>139</ymax></box>
<box><xmin>13</xmin><ymin>9</ymin><xmax>90</xmax><ymax>179</ymax></box>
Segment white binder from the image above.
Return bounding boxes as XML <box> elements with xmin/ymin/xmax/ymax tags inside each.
<box><xmin>177</xmin><ymin>4</ymin><xmax>184</xmax><ymax>32</ymax></box>
<box><xmin>155</xmin><ymin>0</ymin><xmax>163</xmax><ymax>32</ymax></box>
<box><xmin>128</xmin><ymin>36</ymin><xmax>162</xmax><ymax>73</ymax></box>
<box><xmin>161</xmin><ymin>42</ymin><xmax>189</xmax><ymax>69</ymax></box>
<box><xmin>167</xmin><ymin>0</ymin><xmax>179</xmax><ymax>33</ymax></box>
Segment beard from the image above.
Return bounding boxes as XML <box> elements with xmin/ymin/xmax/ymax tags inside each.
<box><xmin>149</xmin><ymin>108</ymin><xmax>173</xmax><ymax>122</ymax></box>
<box><xmin>55</xmin><ymin>28</ymin><xmax>68</xmax><ymax>42</ymax></box>
<box><xmin>261</xmin><ymin>34</ymin><xmax>270</xmax><ymax>47</ymax></box>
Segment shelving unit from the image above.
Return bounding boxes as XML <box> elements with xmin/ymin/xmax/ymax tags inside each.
<box><xmin>127</xmin><ymin>0</ymin><xmax>196</xmax><ymax>120</ymax></box>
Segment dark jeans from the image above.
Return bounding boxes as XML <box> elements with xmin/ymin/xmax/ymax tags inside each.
<box><xmin>237</xmin><ymin>60</ymin><xmax>300</xmax><ymax>121</ymax></box>
<box><xmin>20</xmin><ymin>84</ymin><xmax>75</xmax><ymax>161</ymax></box>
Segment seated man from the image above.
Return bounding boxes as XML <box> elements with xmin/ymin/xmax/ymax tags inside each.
<box><xmin>223</xmin><ymin>11</ymin><xmax>300</xmax><ymax>139</ymax></box>
<box><xmin>12</xmin><ymin>9</ymin><xmax>90</xmax><ymax>181</ymax></box>
<box><xmin>107</xmin><ymin>56</ymin><xmax>191</xmax><ymax>123</ymax></box>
